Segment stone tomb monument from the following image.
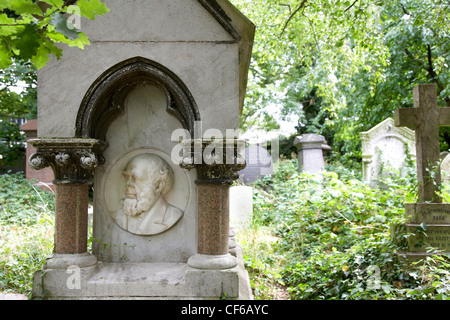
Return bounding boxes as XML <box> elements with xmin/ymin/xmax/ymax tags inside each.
<box><xmin>360</xmin><ymin>118</ymin><xmax>416</xmax><ymax>182</ymax></box>
<box><xmin>394</xmin><ymin>84</ymin><xmax>450</xmax><ymax>261</ymax></box>
<box><xmin>30</xmin><ymin>0</ymin><xmax>254</xmax><ymax>299</ymax></box>
<box><xmin>293</xmin><ymin>133</ymin><xmax>330</xmax><ymax>175</ymax></box>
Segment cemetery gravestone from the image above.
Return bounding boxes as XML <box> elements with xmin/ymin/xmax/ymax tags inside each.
<box><xmin>293</xmin><ymin>133</ymin><xmax>327</xmax><ymax>175</ymax></box>
<box><xmin>394</xmin><ymin>84</ymin><xmax>450</xmax><ymax>262</ymax></box>
<box><xmin>441</xmin><ymin>153</ymin><xmax>450</xmax><ymax>183</ymax></box>
<box><xmin>229</xmin><ymin>185</ymin><xmax>253</xmax><ymax>227</ymax></box>
<box><xmin>360</xmin><ymin>118</ymin><xmax>415</xmax><ymax>182</ymax></box>
<box><xmin>30</xmin><ymin>0</ymin><xmax>254</xmax><ymax>299</ymax></box>
<box><xmin>238</xmin><ymin>144</ymin><xmax>273</xmax><ymax>184</ymax></box>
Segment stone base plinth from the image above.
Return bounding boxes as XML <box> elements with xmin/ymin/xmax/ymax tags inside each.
<box><xmin>32</xmin><ymin>249</ymin><xmax>252</xmax><ymax>300</ymax></box>
<box><xmin>397</xmin><ymin>203</ymin><xmax>450</xmax><ymax>264</ymax></box>
<box><xmin>398</xmin><ymin>251</ymin><xmax>450</xmax><ymax>266</ymax></box>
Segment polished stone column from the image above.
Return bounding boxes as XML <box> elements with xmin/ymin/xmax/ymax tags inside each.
<box><xmin>180</xmin><ymin>138</ymin><xmax>245</xmax><ymax>270</ymax></box>
<box><xmin>28</xmin><ymin>138</ymin><xmax>106</xmax><ymax>267</ymax></box>
<box><xmin>54</xmin><ymin>183</ymin><xmax>90</xmax><ymax>254</ymax></box>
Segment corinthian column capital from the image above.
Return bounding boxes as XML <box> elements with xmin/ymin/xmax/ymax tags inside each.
<box><xmin>179</xmin><ymin>138</ymin><xmax>246</xmax><ymax>185</ymax></box>
<box><xmin>28</xmin><ymin>138</ymin><xmax>107</xmax><ymax>184</ymax></box>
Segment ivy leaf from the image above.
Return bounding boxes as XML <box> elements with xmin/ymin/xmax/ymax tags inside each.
<box><xmin>419</xmin><ymin>222</ymin><xmax>427</xmax><ymax>232</ymax></box>
<box><xmin>335</xmin><ymin>40</ymin><xmax>344</xmax><ymax>47</ymax></box>
<box><xmin>49</xmin><ymin>12</ymin><xmax>80</xmax><ymax>40</ymax></box>
<box><xmin>75</xmin><ymin>0</ymin><xmax>109</xmax><ymax>20</ymax></box>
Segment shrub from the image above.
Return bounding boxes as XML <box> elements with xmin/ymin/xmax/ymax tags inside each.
<box><xmin>0</xmin><ymin>173</ymin><xmax>54</xmax><ymax>298</ymax></box>
<box><xmin>240</xmin><ymin>158</ymin><xmax>450</xmax><ymax>300</ymax></box>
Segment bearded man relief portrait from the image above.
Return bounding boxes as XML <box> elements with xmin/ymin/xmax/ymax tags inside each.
<box><xmin>112</xmin><ymin>153</ymin><xmax>184</xmax><ymax>235</ymax></box>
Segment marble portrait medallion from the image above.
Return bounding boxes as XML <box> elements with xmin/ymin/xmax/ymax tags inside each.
<box><xmin>103</xmin><ymin>149</ymin><xmax>188</xmax><ymax>235</ymax></box>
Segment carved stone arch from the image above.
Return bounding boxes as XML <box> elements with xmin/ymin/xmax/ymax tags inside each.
<box><xmin>76</xmin><ymin>57</ymin><xmax>201</xmax><ymax>140</ymax></box>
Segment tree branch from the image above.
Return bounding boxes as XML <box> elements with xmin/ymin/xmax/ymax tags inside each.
<box><xmin>400</xmin><ymin>3</ymin><xmax>409</xmax><ymax>15</ymax></box>
<box><xmin>280</xmin><ymin>0</ymin><xmax>308</xmax><ymax>35</ymax></box>
<box><xmin>426</xmin><ymin>44</ymin><xmax>450</xmax><ymax>106</ymax></box>
<box><xmin>344</xmin><ymin>0</ymin><xmax>359</xmax><ymax>12</ymax></box>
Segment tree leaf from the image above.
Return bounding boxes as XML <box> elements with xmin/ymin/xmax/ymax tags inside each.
<box><xmin>39</xmin><ymin>0</ymin><xmax>64</xmax><ymax>8</ymax></box>
<box><xmin>14</xmin><ymin>24</ymin><xmax>40</xmax><ymax>61</ymax></box>
<box><xmin>75</xmin><ymin>0</ymin><xmax>109</xmax><ymax>20</ymax></box>
<box><xmin>0</xmin><ymin>13</ymin><xmax>15</xmax><ymax>24</ymax></box>
<box><xmin>30</xmin><ymin>37</ymin><xmax>62</xmax><ymax>69</ymax></box>
<box><xmin>3</xmin><ymin>0</ymin><xmax>42</xmax><ymax>15</ymax></box>
<box><xmin>49</xmin><ymin>12</ymin><xmax>80</xmax><ymax>40</ymax></box>
<box><xmin>0</xmin><ymin>39</ymin><xmax>12</xmax><ymax>69</ymax></box>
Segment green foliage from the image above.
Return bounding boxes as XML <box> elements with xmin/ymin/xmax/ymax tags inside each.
<box><xmin>239</xmin><ymin>158</ymin><xmax>450</xmax><ymax>300</ymax></box>
<box><xmin>0</xmin><ymin>0</ymin><xmax>109</xmax><ymax>69</ymax></box>
<box><xmin>0</xmin><ymin>60</ymin><xmax>36</xmax><ymax>117</ymax></box>
<box><xmin>0</xmin><ymin>172</ymin><xmax>55</xmax><ymax>297</ymax></box>
<box><xmin>0</xmin><ymin>172</ymin><xmax>55</xmax><ymax>224</ymax></box>
<box><xmin>0</xmin><ymin>120</ymin><xmax>25</xmax><ymax>166</ymax></box>
<box><xmin>231</xmin><ymin>0</ymin><xmax>450</xmax><ymax>160</ymax></box>
<box><xmin>0</xmin><ymin>61</ymin><xmax>37</xmax><ymax>167</ymax></box>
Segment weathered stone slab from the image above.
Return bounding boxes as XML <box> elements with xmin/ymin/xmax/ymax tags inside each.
<box><xmin>442</xmin><ymin>153</ymin><xmax>450</xmax><ymax>183</ymax></box>
<box><xmin>229</xmin><ymin>186</ymin><xmax>253</xmax><ymax>227</ymax></box>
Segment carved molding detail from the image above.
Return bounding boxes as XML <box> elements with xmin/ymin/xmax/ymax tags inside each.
<box><xmin>28</xmin><ymin>138</ymin><xmax>107</xmax><ymax>184</ymax></box>
<box><xmin>76</xmin><ymin>57</ymin><xmax>200</xmax><ymax>140</ymax></box>
<box><xmin>180</xmin><ymin>139</ymin><xmax>246</xmax><ymax>185</ymax></box>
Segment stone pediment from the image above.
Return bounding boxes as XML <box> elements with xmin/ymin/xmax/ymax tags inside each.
<box><xmin>38</xmin><ymin>0</ymin><xmax>255</xmax><ymax>137</ymax></box>
<box><xmin>360</xmin><ymin>118</ymin><xmax>415</xmax><ymax>157</ymax></box>
<box><xmin>80</xmin><ymin>0</ymin><xmax>255</xmax><ymax>96</ymax></box>
<box><xmin>82</xmin><ymin>0</ymin><xmax>244</xmax><ymax>42</ymax></box>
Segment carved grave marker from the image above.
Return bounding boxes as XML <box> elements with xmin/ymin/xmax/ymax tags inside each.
<box><xmin>360</xmin><ymin>118</ymin><xmax>415</xmax><ymax>182</ymax></box>
<box><xmin>394</xmin><ymin>84</ymin><xmax>450</xmax><ymax>261</ymax></box>
<box><xmin>30</xmin><ymin>0</ymin><xmax>255</xmax><ymax>299</ymax></box>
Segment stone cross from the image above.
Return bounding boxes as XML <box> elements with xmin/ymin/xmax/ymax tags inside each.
<box><xmin>395</xmin><ymin>84</ymin><xmax>450</xmax><ymax>203</ymax></box>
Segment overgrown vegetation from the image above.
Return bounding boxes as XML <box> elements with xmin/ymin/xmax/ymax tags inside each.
<box><xmin>237</xmin><ymin>158</ymin><xmax>450</xmax><ymax>300</ymax></box>
<box><xmin>0</xmin><ymin>172</ymin><xmax>54</xmax><ymax>299</ymax></box>
<box><xmin>1</xmin><ymin>158</ymin><xmax>450</xmax><ymax>300</ymax></box>
<box><xmin>232</xmin><ymin>0</ymin><xmax>450</xmax><ymax>163</ymax></box>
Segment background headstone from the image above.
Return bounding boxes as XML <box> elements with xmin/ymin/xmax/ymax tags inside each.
<box><xmin>238</xmin><ymin>144</ymin><xmax>273</xmax><ymax>184</ymax></box>
<box><xmin>441</xmin><ymin>153</ymin><xmax>450</xmax><ymax>184</ymax></box>
<box><xmin>294</xmin><ymin>133</ymin><xmax>327</xmax><ymax>175</ymax></box>
<box><xmin>229</xmin><ymin>185</ymin><xmax>253</xmax><ymax>228</ymax></box>
<box><xmin>360</xmin><ymin>118</ymin><xmax>415</xmax><ymax>182</ymax></box>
